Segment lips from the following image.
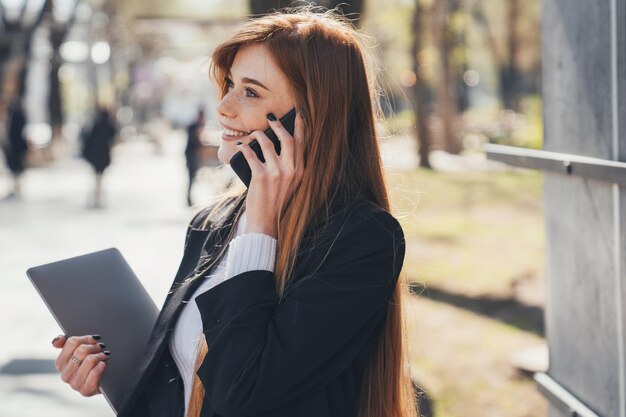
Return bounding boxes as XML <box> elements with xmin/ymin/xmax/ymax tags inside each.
<box><xmin>221</xmin><ymin>123</ymin><xmax>250</xmax><ymax>138</ymax></box>
<box><xmin>221</xmin><ymin>130</ymin><xmax>251</xmax><ymax>143</ymax></box>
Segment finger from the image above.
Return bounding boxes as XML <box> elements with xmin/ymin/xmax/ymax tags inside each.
<box><xmin>70</xmin><ymin>351</ymin><xmax>110</xmax><ymax>395</ymax></box>
<box><xmin>60</xmin><ymin>343</ymin><xmax>103</xmax><ymax>382</ymax></box>
<box><xmin>267</xmin><ymin>113</ymin><xmax>295</xmax><ymax>164</ymax></box>
<box><xmin>73</xmin><ymin>341</ymin><xmax>106</xmax><ymax>361</ymax></box>
<box><xmin>237</xmin><ymin>142</ymin><xmax>264</xmax><ymax>174</ymax></box>
<box><xmin>250</xmin><ymin>131</ymin><xmax>280</xmax><ymax>169</ymax></box>
<box><xmin>81</xmin><ymin>361</ymin><xmax>107</xmax><ymax>397</ymax></box>
<box><xmin>57</xmin><ymin>335</ymin><xmax>101</xmax><ymax>372</ymax></box>
<box><xmin>58</xmin><ymin>335</ymin><xmax>100</xmax><ymax>368</ymax></box>
<box><xmin>52</xmin><ymin>335</ymin><xmax>67</xmax><ymax>349</ymax></box>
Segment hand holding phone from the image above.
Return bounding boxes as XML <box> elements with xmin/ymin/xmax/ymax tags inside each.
<box><xmin>229</xmin><ymin>108</ymin><xmax>297</xmax><ymax>187</ymax></box>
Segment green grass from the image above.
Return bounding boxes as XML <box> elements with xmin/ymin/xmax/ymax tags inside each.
<box><xmin>387</xmin><ymin>168</ymin><xmax>544</xmax><ymax>295</ymax></box>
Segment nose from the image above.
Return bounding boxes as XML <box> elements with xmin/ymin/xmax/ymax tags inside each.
<box><xmin>216</xmin><ymin>92</ymin><xmax>236</xmax><ymax>120</ymax></box>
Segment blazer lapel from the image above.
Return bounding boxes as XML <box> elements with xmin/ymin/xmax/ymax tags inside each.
<box><xmin>117</xmin><ymin>195</ymin><xmax>245</xmax><ymax>417</ymax></box>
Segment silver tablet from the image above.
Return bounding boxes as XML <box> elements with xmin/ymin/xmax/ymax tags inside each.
<box><xmin>26</xmin><ymin>248</ymin><xmax>159</xmax><ymax>414</ymax></box>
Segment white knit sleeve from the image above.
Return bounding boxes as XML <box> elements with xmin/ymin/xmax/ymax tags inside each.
<box><xmin>224</xmin><ymin>233</ymin><xmax>277</xmax><ymax>278</ymax></box>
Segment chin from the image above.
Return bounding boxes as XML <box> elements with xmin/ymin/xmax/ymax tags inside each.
<box><xmin>217</xmin><ymin>143</ymin><xmax>238</xmax><ymax>165</ymax></box>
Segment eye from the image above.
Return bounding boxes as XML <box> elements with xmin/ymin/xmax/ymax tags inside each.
<box><xmin>224</xmin><ymin>77</ymin><xmax>260</xmax><ymax>99</ymax></box>
<box><xmin>245</xmin><ymin>88</ymin><xmax>259</xmax><ymax>98</ymax></box>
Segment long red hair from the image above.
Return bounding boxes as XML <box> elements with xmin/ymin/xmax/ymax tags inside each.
<box><xmin>188</xmin><ymin>8</ymin><xmax>418</xmax><ymax>417</ymax></box>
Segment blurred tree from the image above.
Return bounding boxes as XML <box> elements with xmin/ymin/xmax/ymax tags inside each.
<box><xmin>0</xmin><ymin>0</ymin><xmax>49</xmax><ymax>107</ymax></box>
<box><xmin>47</xmin><ymin>0</ymin><xmax>78</xmax><ymax>143</ymax></box>
<box><xmin>410</xmin><ymin>0</ymin><xmax>432</xmax><ymax>168</ymax></box>
<box><xmin>432</xmin><ymin>0</ymin><xmax>463</xmax><ymax>154</ymax></box>
<box><xmin>503</xmin><ymin>0</ymin><xmax>521</xmax><ymax>111</ymax></box>
<box><xmin>470</xmin><ymin>0</ymin><xmax>524</xmax><ymax>112</ymax></box>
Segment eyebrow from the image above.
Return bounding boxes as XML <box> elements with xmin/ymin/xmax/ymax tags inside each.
<box><xmin>228</xmin><ymin>72</ymin><xmax>271</xmax><ymax>92</ymax></box>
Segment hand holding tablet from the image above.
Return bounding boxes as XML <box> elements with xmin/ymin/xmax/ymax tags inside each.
<box><xmin>27</xmin><ymin>248</ymin><xmax>159</xmax><ymax>413</ymax></box>
<box><xmin>51</xmin><ymin>334</ymin><xmax>110</xmax><ymax>397</ymax></box>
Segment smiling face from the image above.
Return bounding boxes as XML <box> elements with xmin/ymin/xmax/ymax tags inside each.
<box><xmin>216</xmin><ymin>43</ymin><xmax>296</xmax><ymax>165</ymax></box>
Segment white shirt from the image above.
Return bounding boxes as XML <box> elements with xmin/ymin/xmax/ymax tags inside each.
<box><xmin>168</xmin><ymin>211</ymin><xmax>277</xmax><ymax>416</ymax></box>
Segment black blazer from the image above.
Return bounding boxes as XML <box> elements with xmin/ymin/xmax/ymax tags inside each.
<box><xmin>117</xmin><ymin>195</ymin><xmax>406</xmax><ymax>417</ymax></box>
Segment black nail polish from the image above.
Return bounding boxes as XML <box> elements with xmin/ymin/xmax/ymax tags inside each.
<box><xmin>51</xmin><ymin>336</ymin><xmax>61</xmax><ymax>345</ymax></box>
<box><xmin>267</xmin><ymin>113</ymin><xmax>277</xmax><ymax>121</ymax></box>
<box><xmin>92</xmin><ymin>334</ymin><xmax>101</xmax><ymax>341</ymax></box>
<box><xmin>103</xmin><ymin>350</ymin><xmax>111</xmax><ymax>356</ymax></box>
<box><xmin>98</xmin><ymin>342</ymin><xmax>106</xmax><ymax>349</ymax></box>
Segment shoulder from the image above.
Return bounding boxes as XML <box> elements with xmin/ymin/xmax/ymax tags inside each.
<box><xmin>330</xmin><ymin>197</ymin><xmax>404</xmax><ymax>244</ymax></box>
<box><xmin>308</xmin><ymin>196</ymin><xmax>406</xmax><ymax>267</ymax></box>
<box><xmin>295</xmin><ymin>197</ymin><xmax>406</xmax><ymax>291</ymax></box>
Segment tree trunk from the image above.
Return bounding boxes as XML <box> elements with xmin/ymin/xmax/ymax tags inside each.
<box><xmin>502</xmin><ymin>0</ymin><xmax>521</xmax><ymax>111</ymax></box>
<box><xmin>471</xmin><ymin>0</ymin><xmax>521</xmax><ymax>112</ymax></box>
<box><xmin>411</xmin><ymin>0</ymin><xmax>432</xmax><ymax>169</ymax></box>
<box><xmin>48</xmin><ymin>1</ymin><xmax>78</xmax><ymax>143</ymax></box>
<box><xmin>48</xmin><ymin>50</ymin><xmax>63</xmax><ymax>142</ymax></box>
<box><xmin>433</xmin><ymin>0</ymin><xmax>461</xmax><ymax>154</ymax></box>
<box><xmin>0</xmin><ymin>0</ymin><xmax>50</xmax><ymax>115</ymax></box>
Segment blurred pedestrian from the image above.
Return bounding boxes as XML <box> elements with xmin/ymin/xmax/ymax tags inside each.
<box><xmin>82</xmin><ymin>107</ymin><xmax>117</xmax><ymax>208</ymax></box>
<box><xmin>2</xmin><ymin>99</ymin><xmax>29</xmax><ymax>198</ymax></box>
<box><xmin>185</xmin><ymin>108</ymin><xmax>205</xmax><ymax>206</ymax></box>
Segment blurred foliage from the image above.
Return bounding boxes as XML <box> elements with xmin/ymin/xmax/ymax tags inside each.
<box><xmin>362</xmin><ymin>0</ymin><xmax>542</xmax><ymax>152</ymax></box>
<box><xmin>388</xmin><ymin>167</ymin><xmax>543</xmax><ymax>295</ymax></box>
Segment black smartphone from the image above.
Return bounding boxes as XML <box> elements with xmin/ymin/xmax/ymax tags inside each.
<box><xmin>229</xmin><ymin>108</ymin><xmax>297</xmax><ymax>187</ymax></box>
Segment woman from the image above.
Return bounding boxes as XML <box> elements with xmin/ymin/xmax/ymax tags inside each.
<box><xmin>2</xmin><ymin>99</ymin><xmax>29</xmax><ymax>198</ymax></box>
<box><xmin>51</xmin><ymin>8</ymin><xmax>417</xmax><ymax>417</ymax></box>
<box><xmin>81</xmin><ymin>106</ymin><xmax>117</xmax><ymax>208</ymax></box>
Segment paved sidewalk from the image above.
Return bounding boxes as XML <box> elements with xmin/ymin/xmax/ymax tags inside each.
<box><xmin>0</xmin><ymin>131</ymin><xmax>225</xmax><ymax>417</ymax></box>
